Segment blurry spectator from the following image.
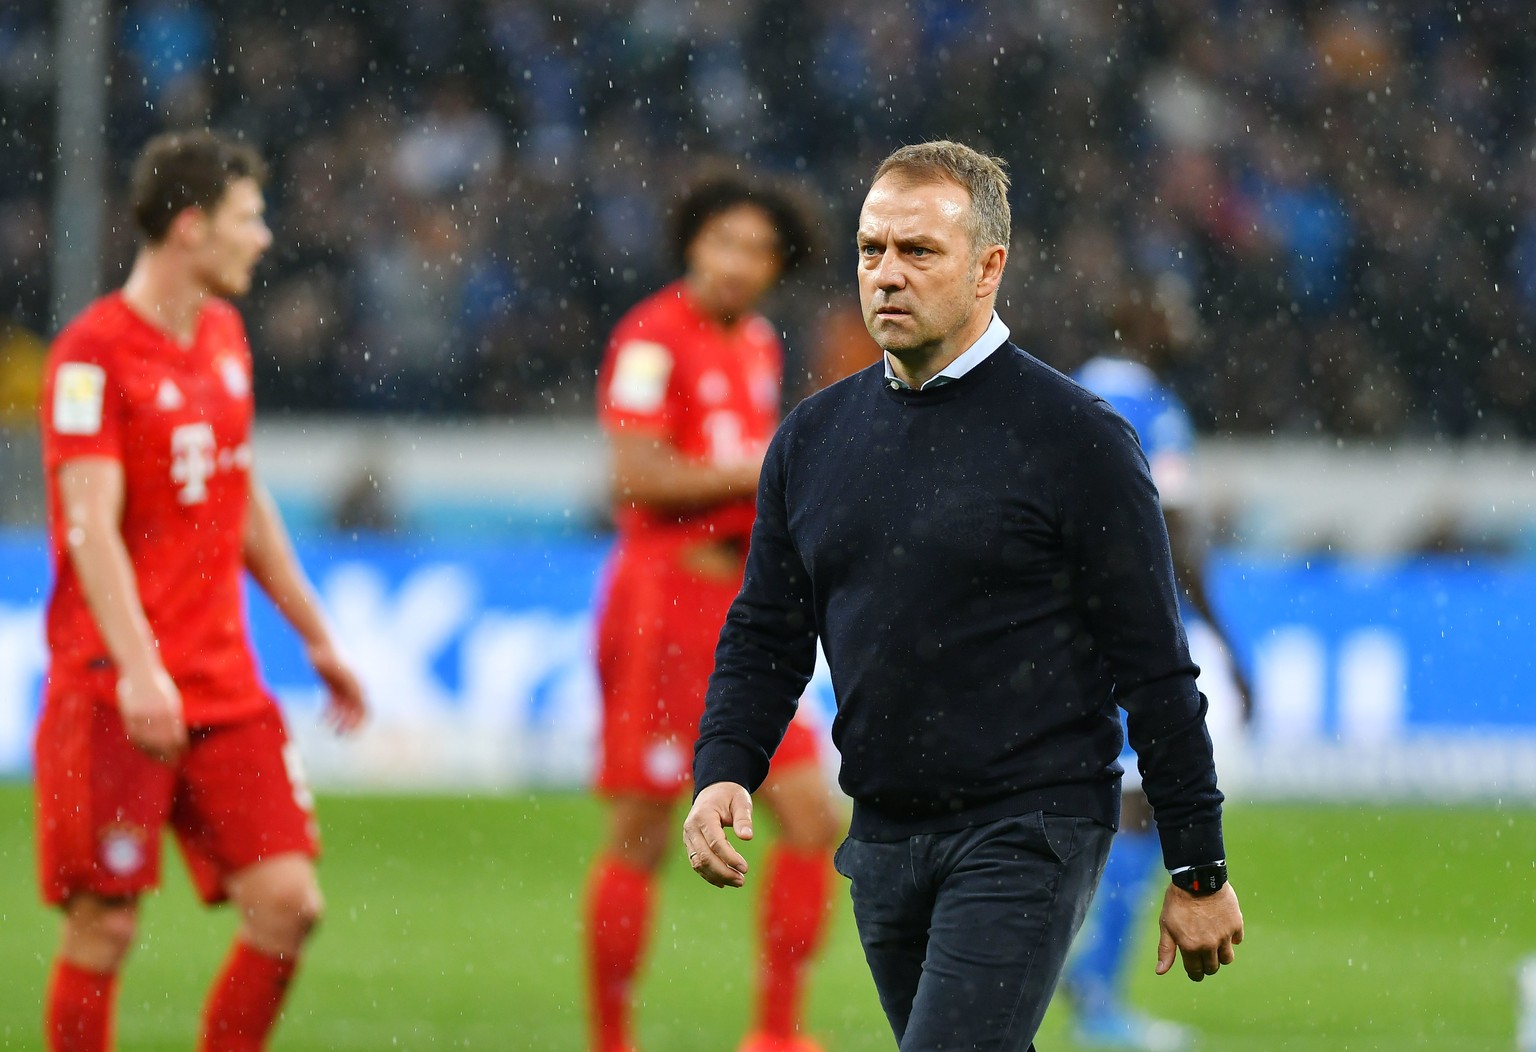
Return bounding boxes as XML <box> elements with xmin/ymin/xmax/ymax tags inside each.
<box><xmin>0</xmin><ymin>317</ymin><xmax>45</xmax><ymax>427</ymax></box>
<box><xmin>486</xmin><ymin>0</ymin><xmax>585</xmax><ymax>165</ymax></box>
<box><xmin>1305</xmin><ymin>320</ymin><xmax>1411</xmax><ymax>438</ymax></box>
<box><xmin>0</xmin><ymin>317</ymin><xmax>44</xmax><ymax>527</ymax></box>
<box><xmin>351</xmin><ymin>198</ymin><xmax>475</xmax><ymax>412</ymax></box>
<box><xmin>392</xmin><ymin>78</ymin><xmax>503</xmax><ymax>197</ymax></box>
<box><xmin>119</xmin><ymin>0</ymin><xmax>214</xmax><ymax>104</ymax></box>
<box><xmin>250</xmin><ymin>268</ymin><xmax>346</xmax><ymax>412</ymax></box>
<box><xmin>292</xmin><ymin>17</ymin><xmax>369</xmax><ymax>129</ymax></box>
<box><xmin>0</xmin><ymin>2</ymin><xmax>52</xmax><ymax>136</ymax></box>
<box><xmin>218</xmin><ymin>19</ymin><xmax>301</xmax><ymax>154</ymax></box>
<box><xmin>0</xmin><ymin>193</ymin><xmax>50</xmax><ymax>325</ymax></box>
<box><xmin>1243</xmin><ymin>127</ymin><xmax>1353</xmax><ymax>313</ymax></box>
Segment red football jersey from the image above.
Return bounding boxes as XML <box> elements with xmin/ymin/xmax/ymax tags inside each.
<box><xmin>40</xmin><ymin>292</ymin><xmax>268</xmax><ymax>726</ymax></box>
<box><xmin>597</xmin><ymin>281</ymin><xmax>783</xmax><ymax>542</ymax></box>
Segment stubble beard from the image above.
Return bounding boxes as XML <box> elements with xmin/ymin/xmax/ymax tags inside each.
<box><xmin>868</xmin><ymin>309</ymin><xmax>937</xmax><ymax>360</ymax></box>
<box><xmin>201</xmin><ymin>256</ymin><xmax>258</xmax><ymax>300</ymax></box>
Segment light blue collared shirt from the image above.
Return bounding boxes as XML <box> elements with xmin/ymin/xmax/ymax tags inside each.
<box><xmin>882</xmin><ymin>312</ymin><xmax>1012</xmax><ymax>391</ymax></box>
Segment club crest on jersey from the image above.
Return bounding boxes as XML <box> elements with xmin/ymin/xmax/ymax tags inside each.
<box><xmin>99</xmin><ymin>822</ymin><xmax>148</xmax><ymax>877</ymax></box>
<box><xmin>218</xmin><ymin>355</ymin><xmax>250</xmax><ymax>398</ymax></box>
<box><xmin>155</xmin><ymin>378</ymin><xmax>185</xmax><ymax>411</ymax></box>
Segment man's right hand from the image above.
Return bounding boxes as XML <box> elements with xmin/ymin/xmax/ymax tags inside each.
<box><xmin>682</xmin><ymin>781</ymin><xmax>755</xmax><ymax>888</ymax></box>
<box><xmin>116</xmin><ymin>664</ymin><xmax>187</xmax><ymax>762</ymax></box>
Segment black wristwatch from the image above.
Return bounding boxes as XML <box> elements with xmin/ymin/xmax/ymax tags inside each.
<box><xmin>1170</xmin><ymin>860</ymin><xmax>1227</xmax><ymax>897</ymax></box>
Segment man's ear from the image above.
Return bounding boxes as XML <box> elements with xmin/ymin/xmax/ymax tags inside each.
<box><xmin>975</xmin><ymin>243</ymin><xmax>1007</xmax><ymax>299</ymax></box>
<box><xmin>164</xmin><ymin>206</ymin><xmax>208</xmax><ymax>249</ymax></box>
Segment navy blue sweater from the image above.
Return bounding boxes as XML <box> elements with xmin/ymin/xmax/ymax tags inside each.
<box><xmin>693</xmin><ymin>342</ymin><xmax>1224</xmax><ymax>869</ymax></box>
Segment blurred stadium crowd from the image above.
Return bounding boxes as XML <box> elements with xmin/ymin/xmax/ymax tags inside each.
<box><xmin>2</xmin><ymin>0</ymin><xmax>1535</xmax><ymax>436</ymax></box>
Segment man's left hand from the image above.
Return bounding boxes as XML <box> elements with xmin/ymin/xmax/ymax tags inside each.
<box><xmin>307</xmin><ymin>640</ymin><xmax>367</xmax><ymax>734</ymax></box>
<box><xmin>1156</xmin><ymin>882</ymin><xmax>1244</xmax><ymax>981</ymax></box>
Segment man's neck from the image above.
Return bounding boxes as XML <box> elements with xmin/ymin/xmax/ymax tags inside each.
<box><xmin>885</xmin><ymin>307</ymin><xmax>995</xmax><ymax>389</ymax></box>
<box><xmin>121</xmin><ymin>250</ymin><xmax>208</xmax><ymax>345</ymax></box>
<box><xmin>886</xmin><ymin>352</ymin><xmax>945</xmax><ymax>390</ymax></box>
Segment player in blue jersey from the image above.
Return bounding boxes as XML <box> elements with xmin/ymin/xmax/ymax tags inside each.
<box><xmin>1065</xmin><ymin>279</ymin><xmax>1252</xmax><ymax>1051</ymax></box>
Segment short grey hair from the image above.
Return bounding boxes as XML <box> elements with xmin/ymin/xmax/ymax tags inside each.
<box><xmin>872</xmin><ymin>141</ymin><xmax>1011</xmax><ymax>255</ymax></box>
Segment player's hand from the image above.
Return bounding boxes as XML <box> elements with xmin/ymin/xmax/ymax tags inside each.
<box><xmin>682</xmin><ymin>781</ymin><xmax>754</xmax><ymax>888</ymax></box>
<box><xmin>115</xmin><ymin>664</ymin><xmax>187</xmax><ymax>763</ymax></box>
<box><xmin>307</xmin><ymin>639</ymin><xmax>367</xmax><ymax>735</ymax></box>
<box><xmin>1157</xmin><ymin>882</ymin><xmax>1244</xmax><ymax>982</ymax></box>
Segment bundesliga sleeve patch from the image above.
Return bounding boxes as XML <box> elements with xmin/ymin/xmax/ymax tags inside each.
<box><xmin>52</xmin><ymin>362</ymin><xmax>108</xmax><ymax>435</ymax></box>
<box><xmin>608</xmin><ymin>340</ymin><xmax>673</xmax><ymax>413</ymax></box>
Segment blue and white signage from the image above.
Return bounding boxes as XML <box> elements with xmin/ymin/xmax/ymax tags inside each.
<box><xmin>1</xmin><ymin>534</ymin><xmax>1532</xmax><ymax>798</ymax></box>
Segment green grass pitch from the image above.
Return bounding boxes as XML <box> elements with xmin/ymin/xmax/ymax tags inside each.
<box><xmin>0</xmin><ymin>786</ymin><xmax>1531</xmax><ymax>1050</ymax></box>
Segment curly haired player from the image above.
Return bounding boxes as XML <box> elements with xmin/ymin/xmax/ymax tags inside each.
<box><xmin>588</xmin><ymin>174</ymin><xmax>838</xmax><ymax>1052</ymax></box>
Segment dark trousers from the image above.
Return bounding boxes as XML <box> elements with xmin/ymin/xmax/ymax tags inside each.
<box><xmin>834</xmin><ymin>811</ymin><xmax>1114</xmax><ymax>1051</ymax></box>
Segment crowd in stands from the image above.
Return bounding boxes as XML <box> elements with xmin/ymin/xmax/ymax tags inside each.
<box><xmin>3</xmin><ymin>0</ymin><xmax>1535</xmax><ymax>438</ymax></box>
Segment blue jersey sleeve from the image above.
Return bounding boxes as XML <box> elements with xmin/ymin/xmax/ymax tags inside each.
<box><xmin>1074</xmin><ymin>358</ymin><xmax>1195</xmax><ymax>503</ymax></box>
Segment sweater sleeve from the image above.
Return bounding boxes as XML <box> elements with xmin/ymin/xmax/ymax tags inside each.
<box><xmin>1060</xmin><ymin>398</ymin><xmax>1225</xmax><ymax>869</ymax></box>
<box><xmin>693</xmin><ymin>423</ymin><xmax>820</xmax><ymax>796</ymax></box>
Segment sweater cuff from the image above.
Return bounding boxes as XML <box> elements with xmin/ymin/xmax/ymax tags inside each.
<box><xmin>1157</xmin><ymin>819</ymin><xmax>1226</xmax><ymax>872</ymax></box>
<box><xmin>692</xmin><ymin>738</ymin><xmax>770</xmax><ymax>800</ymax></box>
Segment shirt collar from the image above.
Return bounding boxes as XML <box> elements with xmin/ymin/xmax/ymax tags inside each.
<box><xmin>883</xmin><ymin>312</ymin><xmax>1011</xmax><ymax>391</ymax></box>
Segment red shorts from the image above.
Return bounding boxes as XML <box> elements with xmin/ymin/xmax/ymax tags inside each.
<box><xmin>594</xmin><ymin>535</ymin><xmax>820</xmax><ymax>799</ymax></box>
<box><xmin>34</xmin><ymin>685</ymin><xmax>318</xmax><ymax>907</ymax></box>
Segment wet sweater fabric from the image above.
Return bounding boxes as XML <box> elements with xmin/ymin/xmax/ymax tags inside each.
<box><xmin>693</xmin><ymin>342</ymin><xmax>1224</xmax><ymax>869</ymax></box>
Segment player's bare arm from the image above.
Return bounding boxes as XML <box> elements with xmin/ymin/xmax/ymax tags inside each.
<box><xmin>609</xmin><ymin>428</ymin><xmax>763</xmax><ymax>511</ymax></box>
<box><xmin>1156</xmin><ymin>882</ymin><xmax>1244</xmax><ymax>982</ymax></box>
<box><xmin>57</xmin><ymin>456</ymin><xmax>187</xmax><ymax>761</ymax></box>
<box><xmin>682</xmin><ymin>781</ymin><xmax>755</xmax><ymax>889</ymax></box>
<box><xmin>242</xmin><ymin>477</ymin><xmax>366</xmax><ymax>733</ymax></box>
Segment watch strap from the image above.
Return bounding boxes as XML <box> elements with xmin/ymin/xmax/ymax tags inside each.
<box><xmin>1170</xmin><ymin>859</ymin><xmax>1227</xmax><ymax>896</ymax></box>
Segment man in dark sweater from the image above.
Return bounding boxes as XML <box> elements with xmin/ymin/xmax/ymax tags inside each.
<box><xmin>683</xmin><ymin>141</ymin><xmax>1244</xmax><ymax>1051</ymax></box>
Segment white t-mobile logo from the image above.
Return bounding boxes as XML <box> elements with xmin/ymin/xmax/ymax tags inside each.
<box><xmin>170</xmin><ymin>422</ymin><xmax>217</xmax><ymax>505</ymax></box>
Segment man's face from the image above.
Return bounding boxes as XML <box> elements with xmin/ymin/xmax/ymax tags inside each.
<box><xmin>856</xmin><ymin>174</ymin><xmax>986</xmax><ymax>356</ymax></box>
<box><xmin>190</xmin><ymin>177</ymin><xmax>272</xmax><ymax>298</ymax></box>
<box><xmin>685</xmin><ymin>203</ymin><xmax>784</xmax><ymax>321</ymax></box>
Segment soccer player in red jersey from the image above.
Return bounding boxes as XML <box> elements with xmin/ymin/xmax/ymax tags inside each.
<box><xmin>35</xmin><ymin>130</ymin><xmax>366</xmax><ymax>1052</ymax></box>
<box><xmin>587</xmin><ymin>177</ymin><xmax>840</xmax><ymax>1052</ymax></box>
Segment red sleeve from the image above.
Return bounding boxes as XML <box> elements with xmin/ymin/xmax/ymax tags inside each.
<box><xmin>596</xmin><ymin>301</ymin><xmax>686</xmax><ymax>439</ymax></box>
<box><xmin>40</xmin><ymin>326</ymin><xmax>124</xmax><ymax>470</ymax></box>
